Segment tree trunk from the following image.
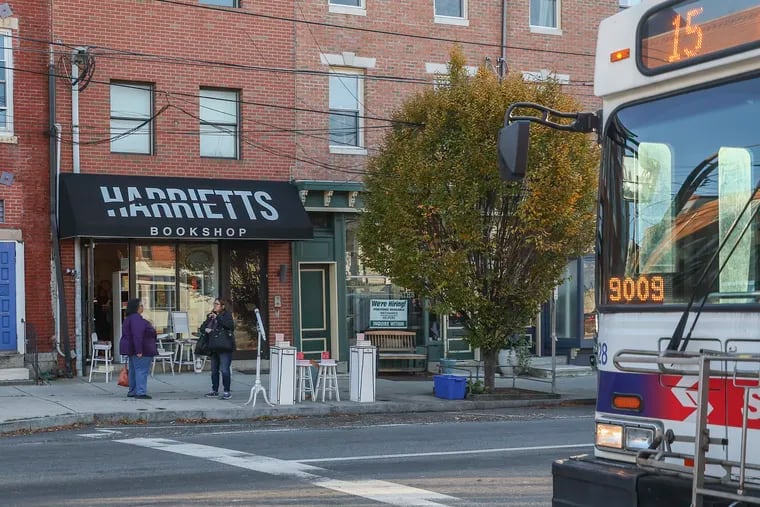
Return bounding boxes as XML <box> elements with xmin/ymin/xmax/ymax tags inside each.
<box><xmin>483</xmin><ymin>348</ymin><xmax>498</xmax><ymax>392</ymax></box>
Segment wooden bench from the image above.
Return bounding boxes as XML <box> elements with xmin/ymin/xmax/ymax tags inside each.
<box><xmin>364</xmin><ymin>330</ymin><xmax>427</xmax><ymax>373</ymax></box>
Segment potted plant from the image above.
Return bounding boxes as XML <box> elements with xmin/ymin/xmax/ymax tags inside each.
<box><xmin>498</xmin><ymin>335</ymin><xmax>532</xmax><ymax>376</ymax></box>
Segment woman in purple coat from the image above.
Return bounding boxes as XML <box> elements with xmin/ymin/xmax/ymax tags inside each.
<box><xmin>119</xmin><ymin>298</ymin><xmax>157</xmax><ymax>399</ymax></box>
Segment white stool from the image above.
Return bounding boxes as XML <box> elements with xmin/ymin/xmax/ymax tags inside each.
<box><xmin>296</xmin><ymin>360</ymin><xmax>315</xmax><ymax>402</ymax></box>
<box><xmin>315</xmin><ymin>359</ymin><xmax>340</xmax><ymax>402</ymax></box>
<box><xmin>88</xmin><ymin>333</ymin><xmax>112</xmax><ymax>383</ymax></box>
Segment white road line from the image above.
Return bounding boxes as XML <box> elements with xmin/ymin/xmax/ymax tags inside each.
<box><xmin>296</xmin><ymin>443</ymin><xmax>593</xmax><ymax>463</ymax></box>
<box><xmin>116</xmin><ymin>437</ymin><xmax>457</xmax><ymax>506</ymax></box>
<box><xmin>78</xmin><ymin>429</ymin><xmax>122</xmax><ymax>438</ymax></box>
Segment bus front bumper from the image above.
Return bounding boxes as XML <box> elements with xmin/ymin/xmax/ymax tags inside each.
<box><xmin>552</xmin><ymin>454</ymin><xmax>697</xmax><ymax>507</ymax></box>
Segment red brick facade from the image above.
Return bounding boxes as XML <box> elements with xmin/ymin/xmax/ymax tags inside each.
<box><xmin>0</xmin><ymin>3</ymin><xmax>54</xmax><ymax>349</ymax></box>
<box><xmin>2</xmin><ymin>0</ymin><xmax>618</xmax><ymax>373</ymax></box>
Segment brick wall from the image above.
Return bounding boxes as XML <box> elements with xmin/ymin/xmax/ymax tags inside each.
<box><xmin>0</xmin><ymin>3</ymin><xmax>55</xmax><ymax>350</ymax></box>
<box><xmin>292</xmin><ymin>0</ymin><xmax>619</xmax><ymax>182</ymax></box>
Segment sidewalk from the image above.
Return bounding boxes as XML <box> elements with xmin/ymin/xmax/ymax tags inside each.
<box><xmin>0</xmin><ymin>368</ymin><xmax>597</xmax><ymax>434</ymax></box>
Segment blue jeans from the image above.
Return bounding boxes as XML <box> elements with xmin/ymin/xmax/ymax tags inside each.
<box><xmin>129</xmin><ymin>355</ymin><xmax>152</xmax><ymax>396</ymax></box>
<box><xmin>210</xmin><ymin>351</ymin><xmax>232</xmax><ymax>393</ymax></box>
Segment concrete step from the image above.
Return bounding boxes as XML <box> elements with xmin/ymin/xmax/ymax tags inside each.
<box><xmin>529</xmin><ymin>355</ymin><xmax>568</xmax><ymax>367</ymax></box>
<box><xmin>0</xmin><ymin>367</ymin><xmax>30</xmax><ymax>381</ymax></box>
<box><xmin>0</xmin><ymin>353</ymin><xmax>25</xmax><ymax>369</ymax></box>
<box><xmin>526</xmin><ymin>364</ymin><xmax>594</xmax><ymax>378</ymax></box>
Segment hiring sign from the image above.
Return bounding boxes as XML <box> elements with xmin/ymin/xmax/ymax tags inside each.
<box><xmin>369</xmin><ymin>299</ymin><xmax>407</xmax><ymax>328</ymax></box>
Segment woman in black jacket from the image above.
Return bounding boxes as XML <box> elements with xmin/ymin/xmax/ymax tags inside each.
<box><xmin>202</xmin><ymin>297</ymin><xmax>235</xmax><ymax>400</ymax></box>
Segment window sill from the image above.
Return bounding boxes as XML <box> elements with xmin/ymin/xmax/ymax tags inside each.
<box><xmin>330</xmin><ymin>146</ymin><xmax>367</xmax><ymax>156</ymax></box>
<box><xmin>110</xmin><ymin>150</ymin><xmax>153</xmax><ymax>156</ymax></box>
<box><xmin>434</xmin><ymin>16</ymin><xmax>469</xmax><ymax>26</ymax></box>
<box><xmin>0</xmin><ymin>135</ymin><xmax>18</xmax><ymax>144</ymax></box>
<box><xmin>329</xmin><ymin>4</ymin><xmax>366</xmax><ymax>16</ymax></box>
<box><xmin>200</xmin><ymin>155</ymin><xmax>240</xmax><ymax>160</ymax></box>
<box><xmin>529</xmin><ymin>25</ymin><xmax>562</xmax><ymax>36</ymax></box>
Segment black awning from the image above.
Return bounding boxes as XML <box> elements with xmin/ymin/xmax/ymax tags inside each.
<box><xmin>58</xmin><ymin>173</ymin><xmax>313</xmax><ymax>240</ymax></box>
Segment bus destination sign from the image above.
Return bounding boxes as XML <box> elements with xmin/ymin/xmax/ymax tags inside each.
<box><xmin>607</xmin><ymin>275</ymin><xmax>666</xmax><ymax>304</ymax></box>
<box><xmin>639</xmin><ymin>0</ymin><xmax>760</xmax><ymax>72</ymax></box>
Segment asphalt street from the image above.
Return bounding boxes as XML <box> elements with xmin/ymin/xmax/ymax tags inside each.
<box><xmin>1</xmin><ymin>406</ymin><xmax>594</xmax><ymax>506</ymax></box>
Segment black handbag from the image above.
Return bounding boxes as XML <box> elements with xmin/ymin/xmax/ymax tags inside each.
<box><xmin>195</xmin><ymin>333</ymin><xmax>211</xmax><ymax>356</ymax></box>
<box><xmin>208</xmin><ymin>327</ymin><xmax>234</xmax><ymax>352</ymax></box>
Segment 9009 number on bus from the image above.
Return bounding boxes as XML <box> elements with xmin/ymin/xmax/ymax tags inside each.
<box><xmin>608</xmin><ymin>276</ymin><xmax>665</xmax><ymax>304</ymax></box>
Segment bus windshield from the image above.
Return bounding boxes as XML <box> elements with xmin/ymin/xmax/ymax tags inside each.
<box><xmin>600</xmin><ymin>74</ymin><xmax>760</xmax><ymax>306</ymax></box>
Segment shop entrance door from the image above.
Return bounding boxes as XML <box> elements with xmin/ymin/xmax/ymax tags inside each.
<box><xmin>224</xmin><ymin>244</ymin><xmax>265</xmax><ymax>358</ymax></box>
<box><xmin>299</xmin><ymin>264</ymin><xmax>332</xmax><ymax>360</ymax></box>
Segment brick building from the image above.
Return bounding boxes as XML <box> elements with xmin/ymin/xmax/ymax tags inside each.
<box><xmin>0</xmin><ymin>0</ymin><xmax>621</xmax><ymax>380</ymax></box>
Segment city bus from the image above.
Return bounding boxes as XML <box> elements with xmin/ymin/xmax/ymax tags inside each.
<box><xmin>499</xmin><ymin>1</ymin><xmax>760</xmax><ymax>505</ymax></box>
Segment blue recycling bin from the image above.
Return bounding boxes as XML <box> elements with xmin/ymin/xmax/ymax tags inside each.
<box><xmin>433</xmin><ymin>374</ymin><xmax>467</xmax><ymax>400</ymax></box>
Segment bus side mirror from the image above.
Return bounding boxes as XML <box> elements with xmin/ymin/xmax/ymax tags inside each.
<box><xmin>498</xmin><ymin>121</ymin><xmax>530</xmax><ymax>181</ymax></box>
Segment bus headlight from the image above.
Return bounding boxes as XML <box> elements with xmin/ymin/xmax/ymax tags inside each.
<box><xmin>625</xmin><ymin>426</ymin><xmax>654</xmax><ymax>451</ymax></box>
<box><xmin>596</xmin><ymin>423</ymin><xmax>623</xmax><ymax>449</ymax></box>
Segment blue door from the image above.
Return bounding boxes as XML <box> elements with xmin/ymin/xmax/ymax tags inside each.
<box><xmin>0</xmin><ymin>243</ymin><xmax>17</xmax><ymax>351</ymax></box>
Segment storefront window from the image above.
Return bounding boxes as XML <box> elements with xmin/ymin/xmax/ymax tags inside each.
<box><xmin>135</xmin><ymin>243</ymin><xmax>177</xmax><ymax>331</ymax></box>
<box><xmin>178</xmin><ymin>244</ymin><xmax>218</xmax><ymax>334</ymax></box>
<box><xmin>582</xmin><ymin>255</ymin><xmax>596</xmax><ymax>339</ymax></box>
<box><xmin>556</xmin><ymin>260</ymin><xmax>580</xmax><ymax>339</ymax></box>
<box><xmin>345</xmin><ymin>217</ymin><xmax>423</xmax><ymax>342</ymax></box>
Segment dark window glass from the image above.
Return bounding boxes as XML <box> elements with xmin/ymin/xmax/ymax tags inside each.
<box><xmin>435</xmin><ymin>0</ymin><xmax>463</xmax><ymax>17</ymax></box>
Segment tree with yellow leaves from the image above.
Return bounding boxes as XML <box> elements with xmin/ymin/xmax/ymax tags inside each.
<box><xmin>358</xmin><ymin>49</ymin><xmax>599</xmax><ymax>390</ymax></box>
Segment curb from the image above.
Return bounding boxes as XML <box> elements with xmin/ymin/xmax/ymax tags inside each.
<box><xmin>0</xmin><ymin>396</ymin><xmax>596</xmax><ymax>435</ymax></box>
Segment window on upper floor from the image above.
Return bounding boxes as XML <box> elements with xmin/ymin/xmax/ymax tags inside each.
<box><xmin>199</xmin><ymin>0</ymin><xmax>238</xmax><ymax>7</ymax></box>
<box><xmin>435</xmin><ymin>0</ymin><xmax>468</xmax><ymax>25</ymax></box>
<box><xmin>530</xmin><ymin>0</ymin><xmax>559</xmax><ymax>30</ymax></box>
<box><xmin>110</xmin><ymin>82</ymin><xmax>154</xmax><ymax>154</ymax></box>
<box><xmin>0</xmin><ymin>33</ymin><xmax>13</xmax><ymax>136</ymax></box>
<box><xmin>619</xmin><ymin>0</ymin><xmax>641</xmax><ymax>7</ymax></box>
<box><xmin>330</xmin><ymin>0</ymin><xmax>361</xmax><ymax>6</ymax></box>
<box><xmin>199</xmin><ymin>88</ymin><xmax>239</xmax><ymax>159</ymax></box>
<box><xmin>329</xmin><ymin>69</ymin><xmax>363</xmax><ymax>151</ymax></box>
<box><xmin>329</xmin><ymin>0</ymin><xmax>365</xmax><ymax>15</ymax></box>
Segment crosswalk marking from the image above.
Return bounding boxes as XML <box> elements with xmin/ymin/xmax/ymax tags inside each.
<box><xmin>117</xmin><ymin>437</ymin><xmax>457</xmax><ymax>506</ymax></box>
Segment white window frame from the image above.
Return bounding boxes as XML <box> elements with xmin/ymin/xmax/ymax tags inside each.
<box><xmin>522</xmin><ymin>69</ymin><xmax>570</xmax><ymax>84</ymax></box>
<box><xmin>198</xmin><ymin>0</ymin><xmax>239</xmax><ymax>7</ymax></box>
<box><xmin>328</xmin><ymin>68</ymin><xmax>365</xmax><ymax>155</ymax></box>
<box><xmin>110</xmin><ymin>82</ymin><xmax>154</xmax><ymax>155</ymax></box>
<box><xmin>329</xmin><ymin>0</ymin><xmax>366</xmax><ymax>16</ymax></box>
<box><xmin>434</xmin><ymin>0</ymin><xmax>469</xmax><ymax>26</ymax></box>
<box><xmin>199</xmin><ymin>88</ymin><xmax>240</xmax><ymax>159</ymax></box>
<box><xmin>0</xmin><ymin>31</ymin><xmax>14</xmax><ymax>138</ymax></box>
<box><xmin>529</xmin><ymin>0</ymin><xmax>562</xmax><ymax>35</ymax></box>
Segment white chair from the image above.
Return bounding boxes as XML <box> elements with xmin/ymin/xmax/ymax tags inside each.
<box><xmin>88</xmin><ymin>333</ymin><xmax>112</xmax><ymax>383</ymax></box>
<box><xmin>315</xmin><ymin>359</ymin><xmax>340</xmax><ymax>402</ymax></box>
<box><xmin>169</xmin><ymin>311</ymin><xmax>196</xmax><ymax>372</ymax></box>
<box><xmin>151</xmin><ymin>334</ymin><xmax>175</xmax><ymax>376</ymax></box>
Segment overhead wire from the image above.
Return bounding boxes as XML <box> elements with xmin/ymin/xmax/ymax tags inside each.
<box><xmin>0</xmin><ymin>62</ymin><xmax>424</xmax><ymax>126</ymax></box>
<box><xmin>169</xmin><ymin>102</ymin><xmax>369</xmax><ymax>176</ymax></box>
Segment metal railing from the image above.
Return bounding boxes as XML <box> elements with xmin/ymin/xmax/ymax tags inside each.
<box><xmin>614</xmin><ymin>348</ymin><xmax>760</xmax><ymax>506</ymax></box>
<box><xmin>23</xmin><ymin>322</ymin><xmax>48</xmax><ymax>385</ymax></box>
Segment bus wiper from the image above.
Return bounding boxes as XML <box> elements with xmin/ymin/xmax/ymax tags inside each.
<box><xmin>666</xmin><ymin>179</ymin><xmax>760</xmax><ymax>352</ymax></box>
